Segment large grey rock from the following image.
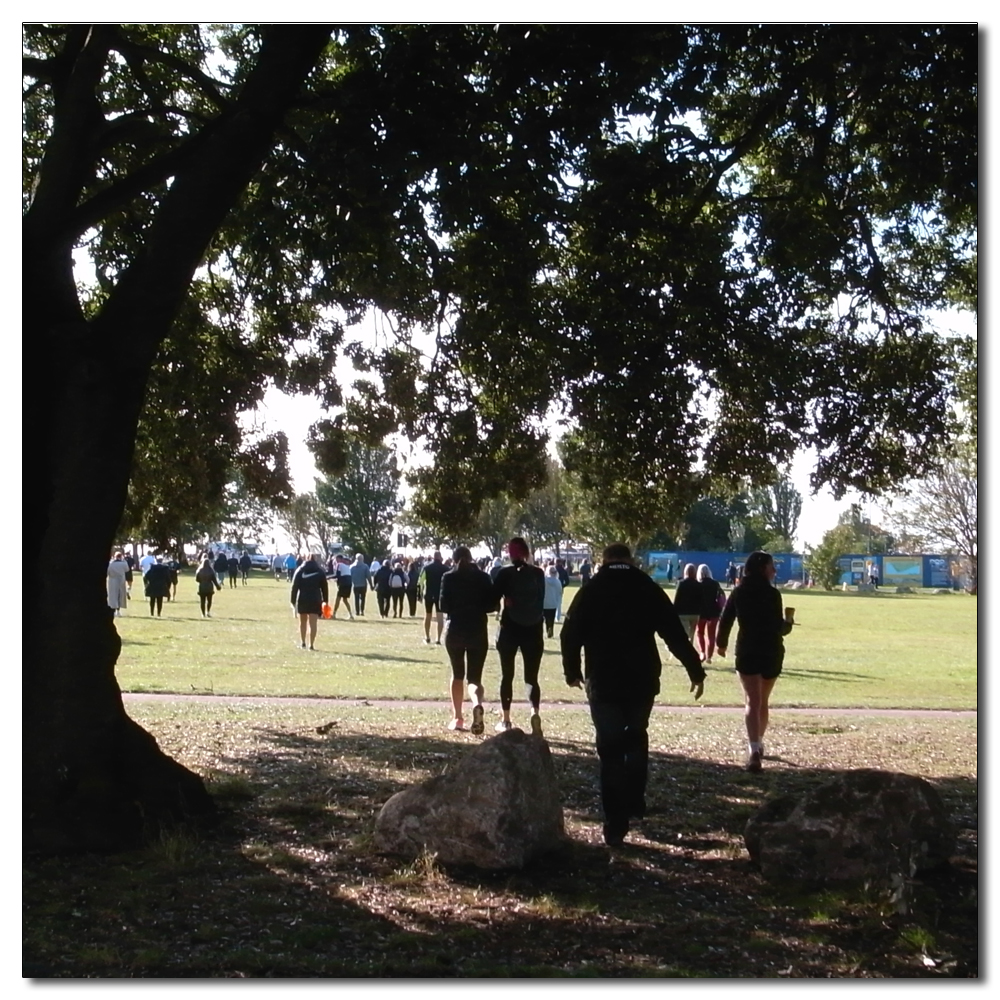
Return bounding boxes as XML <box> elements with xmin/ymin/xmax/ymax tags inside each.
<box><xmin>744</xmin><ymin>769</ymin><xmax>955</xmax><ymax>885</ymax></box>
<box><xmin>374</xmin><ymin>728</ymin><xmax>566</xmax><ymax>869</ymax></box>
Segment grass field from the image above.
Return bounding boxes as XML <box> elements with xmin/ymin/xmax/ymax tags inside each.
<box><xmin>113</xmin><ymin>570</ymin><xmax>978</xmax><ymax>710</ymax></box>
<box><xmin>24</xmin><ymin>699</ymin><xmax>978</xmax><ymax>978</ymax></box>
<box><xmin>24</xmin><ymin>572</ymin><xmax>978</xmax><ymax>978</ymax></box>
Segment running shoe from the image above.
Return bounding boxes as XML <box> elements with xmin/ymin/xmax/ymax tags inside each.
<box><xmin>746</xmin><ymin>750</ymin><xmax>763</xmax><ymax>773</ymax></box>
<box><xmin>495</xmin><ymin>720</ymin><xmax>512</xmax><ymax>733</ymax></box>
<box><xmin>530</xmin><ymin>714</ymin><xmax>543</xmax><ymax>738</ymax></box>
<box><xmin>470</xmin><ymin>705</ymin><xmax>485</xmax><ymax>735</ymax></box>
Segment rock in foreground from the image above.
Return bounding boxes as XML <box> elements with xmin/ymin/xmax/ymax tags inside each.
<box><xmin>744</xmin><ymin>768</ymin><xmax>955</xmax><ymax>885</ymax></box>
<box><xmin>374</xmin><ymin>728</ymin><xmax>566</xmax><ymax>869</ymax></box>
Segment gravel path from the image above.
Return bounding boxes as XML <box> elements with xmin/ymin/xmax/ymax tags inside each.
<box><xmin>122</xmin><ymin>691</ymin><xmax>976</xmax><ymax>718</ymax></box>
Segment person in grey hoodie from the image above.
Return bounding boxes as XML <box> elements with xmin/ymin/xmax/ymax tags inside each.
<box><xmin>350</xmin><ymin>554</ymin><xmax>371</xmax><ymax>616</ymax></box>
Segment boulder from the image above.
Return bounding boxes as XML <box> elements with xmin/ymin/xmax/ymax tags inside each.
<box><xmin>744</xmin><ymin>769</ymin><xmax>955</xmax><ymax>886</ymax></box>
<box><xmin>374</xmin><ymin>728</ymin><xmax>566</xmax><ymax>869</ymax></box>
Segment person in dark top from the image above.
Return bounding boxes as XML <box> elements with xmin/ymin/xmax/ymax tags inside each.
<box><xmin>195</xmin><ymin>557</ymin><xmax>221</xmax><ymax>618</ymax></box>
<box><xmin>405</xmin><ymin>558</ymin><xmax>422</xmax><ymax>617</ymax></box>
<box><xmin>388</xmin><ymin>561</ymin><xmax>408</xmax><ymax>618</ymax></box>
<box><xmin>695</xmin><ymin>564</ymin><xmax>725</xmax><ymax>663</ymax></box>
<box><xmin>142</xmin><ymin>556</ymin><xmax>173</xmax><ymax>617</ymax></box>
<box><xmin>579</xmin><ymin>559</ymin><xmax>592</xmax><ymax>585</ymax></box>
<box><xmin>228</xmin><ymin>552</ymin><xmax>239</xmax><ymax>588</ymax></box>
<box><xmin>373</xmin><ymin>561</ymin><xmax>393</xmax><ymax>618</ymax></box>
<box><xmin>439</xmin><ymin>546</ymin><xmax>496</xmax><ymax>734</ymax></box>
<box><xmin>290</xmin><ymin>552</ymin><xmax>329</xmax><ymax>651</ymax></box>
<box><xmin>239</xmin><ymin>551</ymin><xmax>252</xmax><ymax>585</ymax></box>
<box><xmin>214</xmin><ymin>551</ymin><xmax>229</xmax><ymax>586</ymax></box>
<box><xmin>672</xmin><ymin>562</ymin><xmax>702</xmax><ymax>645</ymax></box>
<box><xmin>561</xmin><ymin>542</ymin><xmax>706</xmax><ymax>847</ymax></box>
<box><xmin>420</xmin><ymin>551</ymin><xmax>448</xmax><ymax>645</ymax></box>
<box><xmin>491</xmin><ymin>537</ymin><xmax>546</xmax><ymax>736</ymax></box>
<box><xmin>717</xmin><ymin>550</ymin><xmax>794</xmax><ymax>773</ymax></box>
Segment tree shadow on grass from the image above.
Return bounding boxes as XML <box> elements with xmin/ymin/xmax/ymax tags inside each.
<box><xmin>26</xmin><ymin>715</ymin><xmax>978</xmax><ymax>979</ymax></box>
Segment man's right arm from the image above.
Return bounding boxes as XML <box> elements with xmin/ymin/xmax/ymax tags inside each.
<box><xmin>559</xmin><ymin>588</ymin><xmax>586</xmax><ymax>686</ymax></box>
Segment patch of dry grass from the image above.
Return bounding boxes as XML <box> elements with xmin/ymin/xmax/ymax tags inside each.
<box><xmin>24</xmin><ymin>701</ymin><xmax>977</xmax><ymax>978</ymax></box>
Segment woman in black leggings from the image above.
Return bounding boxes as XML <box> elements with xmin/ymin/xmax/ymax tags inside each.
<box><xmin>439</xmin><ymin>546</ymin><xmax>496</xmax><ymax>734</ymax></box>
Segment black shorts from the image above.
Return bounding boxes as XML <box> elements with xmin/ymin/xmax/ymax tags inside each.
<box><xmin>296</xmin><ymin>599</ymin><xmax>323</xmax><ymax>616</ymax></box>
<box><xmin>735</xmin><ymin>646</ymin><xmax>784</xmax><ymax>681</ymax></box>
<box><xmin>424</xmin><ymin>595</ymin><xmax>440</xmax><ymax>613</ymax></box>
<box><xmin>337</xmin><ymin>579</ymin><xmax>352</xmax><ymax>598</ymax></box>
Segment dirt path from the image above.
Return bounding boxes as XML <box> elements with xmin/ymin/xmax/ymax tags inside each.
<box><xmin>122</xmin><ymin>691</ymin><xmax>976</xmax><ymax>718</ymax></box>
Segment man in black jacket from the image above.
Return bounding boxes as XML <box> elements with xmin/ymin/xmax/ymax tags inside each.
<box><xmin>561</xmin><ymin>542</ymin><xmax>706</xmax><ymax>846</ymax></box>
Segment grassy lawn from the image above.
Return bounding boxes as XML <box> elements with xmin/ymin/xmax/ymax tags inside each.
<box><xmin>24</xmin><ymin>573</ymin><xmax>978</xmax><ymax>978</ymax></box>
<box><xmin>113</xmin><ymin>571</ymin><xmax>978</xmax><ymax>710</ymax></box>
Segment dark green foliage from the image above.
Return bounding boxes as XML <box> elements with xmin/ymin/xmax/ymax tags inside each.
<box><xmin>312</xmin><ymin>436</ymin><xmax>402</xmax><ymax>561</ymax></box>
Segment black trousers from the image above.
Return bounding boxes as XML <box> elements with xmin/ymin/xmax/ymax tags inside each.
<box><xmin>588</xmin><ymin>696</ymin><xmax>655</xmax><ymax>826</ymax></box>
<box><xmin>353</xmin><ymin>586</ymin><xmax>367</xmax><ymax>614</ymax></box>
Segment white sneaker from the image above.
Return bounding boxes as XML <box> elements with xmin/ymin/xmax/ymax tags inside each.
<box><xmin>495</xmin><ymin>720</ymin><xmax>512</xmax><ymax>733</ymax></box>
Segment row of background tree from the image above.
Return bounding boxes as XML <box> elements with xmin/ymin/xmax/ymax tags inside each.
<box><xmin>117</xmin><ymin>430</ymin><xmax>976</xmax><ymax>593</ymax></box>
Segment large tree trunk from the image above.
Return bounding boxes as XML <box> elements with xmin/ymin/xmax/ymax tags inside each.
<box><xmin>23</xmin><ymin>25</ymin><xmax>332</xmax><ymax>853</ymax></box>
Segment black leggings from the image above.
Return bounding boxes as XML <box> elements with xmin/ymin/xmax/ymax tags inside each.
<box><xmin>199</xmin><ymin>592</ymin><xmax>214</xmax><ymax>615</ymax></box>
<box><xmin>391</xmin><ymin>590</ymin><xmax>404</xmax><ymax>616</ymax></box>
<box><xmin>496</xmin><ymin>622</ymin><xmax>544</xmax><ymax>711</ymax></box>
<box><xmin>148</xmin><ymin>595</ymin><xmax>163</xmax><ymax>616</ymax></box>
<box><xmin>446</xmin><ymin>632</ymin><xmax>489</xmax><ymax>687</ymax></box>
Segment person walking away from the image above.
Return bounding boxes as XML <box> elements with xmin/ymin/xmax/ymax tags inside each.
<box><xmin>239</xmin><ymin>550</ymin><xmax>252</xmax><ymax>585</ymax></box>
<box><xmin>695</xmin><ymin>564</ymin><xmax>725</xmax><ymax>664</ymax></box>
<box><xmin>405</xmin><ymin>558</ymin><xmax>422</xmax><ymax>617</ymax></box>
<box><xmin>166</xmin><ymin>558</ymin><xmax>179</xmax><ymax>601</ymax></box>
<box><xmin>492</xmin><ymin>537</ymin><xmax>546</xmax><ymax>735</ymax></box>
<box><xmin>716</xmin><ymin>550</ymin><xmax>794</xmax><ymax>773</ymax></box>
<box><xmin>195</xmin><ymin>557</ymin><xmax>222</xmax><ymax>617</ymax></box>
<box><xmin>228</xmin><ymin>552</ymin><xmax>239</xmax><ymax>588</ymax></box>
<box><xmin>672</xmin><ymin>563</ymin><xmax>702</xmax><ymax>646</ymax></box>
<box><xmin>726</xmin><ymin>561</ymin><xmax>738</xmax><ymax>587</ymax></box>
<box><xmin>543</xmin><ymin>565</ymin><xmax>563</xmax><ymax>639</ymax></box>
<box><xmin>580</xmin><ymin>558</ymin><xmax>592</xmax><ymax>585</ymax></box>
<box><xmin>439</xmin><ymin>546</ymin><xmax>496</xmax><ymax>733</ymax></box>
<box><xmin>373</xmin><ymin>560</ymin><xmax>393</xmax><ymax>618</ymax></box>
<box><xmin>420</xmin><ymin>551</ymin><xmax>448</xmax><ymax>645</ymax></box>
<box><xmin>214</xmin><ymin>551</ymin><xmax>229</xmax><ymax>587</ymax></box>
<box><xmin>107</xmin><ymin>551</ymin><xmax>130</xmax><ymax>617</ymax></box>
<box><xmin>272</xmin><ymin>553</ymin><xmax>284</xmax><ymax>580</ymax></box>
<box><xmin>284</xmin><ymin>552</ymin><xmax>297</xmax><ymax>582</ymax></box>
<box><xmin>561</xmin><ymin>542</ymin><xmax>705</xmax><ymax>846</ymax></box>
<box><xmin>350</xmin><ymin>553</ymin><xmax>371</xmax><ymax>615</ymax></box>
<box><xmin>332</xmin><ymin>555</ymin><xmax>355</xmax><ymax>620</ymax></box>
<box><xmin>290</xmin><ymin>552</ymin><xmax>329</xmax><ymax>650</ymax></box>
<box><xmin>143</xmin><ymin>556</ymin><xmax>173</xmax><ymax>616</ymax></box>
<box><xmin>869</xmin><ymin>562</ymin><xmax>880</xmax><ymax>589</ymax></box>
<box><xmin>388</xmin><ymin>561</ymin><xmax>408</xmax><ymax>617</ymax></box>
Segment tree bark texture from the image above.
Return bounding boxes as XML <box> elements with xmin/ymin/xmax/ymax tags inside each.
<box><xmin>23</xmin><ymin>26</ymin><xmax>332</xmax><ymax>852</ymax></box>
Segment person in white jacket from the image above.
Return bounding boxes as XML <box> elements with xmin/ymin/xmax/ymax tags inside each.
<box><xmin>543</xmin><ymin>564</ymin><xmax>563</xmax><ymax>639</ymax></box>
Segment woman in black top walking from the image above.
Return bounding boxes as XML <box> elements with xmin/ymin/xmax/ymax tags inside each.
<box><xmin>439</xmin><ymin>546</ymin><xmax>496</xmax><ymax>734</ymax></box>
<box><xmin>717</xmin><ymin>551</ymin><xmax>794</xmax><ymax>772</ymax></box>
<box><xmin>290</xmin><ymin>553</ymin><xmax>329</xmax><ymax>650</ymax></box>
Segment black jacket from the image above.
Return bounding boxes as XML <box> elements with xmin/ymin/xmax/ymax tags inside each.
<box><xmin>561</xmin><ymin>562</ymin><xmax>705</xmax><ymax>702</ymax></box>
<box><xmin>672</xmin><ymin>577</ymin><xmax>702</xmax><ymax>616</ymax></box>
<box><xmin>698</xmin><ymin>577</ymin><xmax>724</xmax><ymax>620</ymax></box>
<box><xmin>716</xmin><ymin>575</ymin><xmax>792</xmax><ymax>673</ymax></box>
<box><xmin>290</xmin><ymin>560</ymin><xmax>329</xmax><ymax>608</ymax></box>
<box><xmin>440</xmin><ymin>565</ymin><xmax>496</xmax><ymax>636</ymax></box>
<box><xmin>142</xmin><ymin>563</ymin><xmax>173</xmax><ymax>598</ymax></box>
